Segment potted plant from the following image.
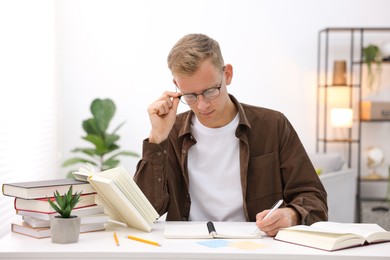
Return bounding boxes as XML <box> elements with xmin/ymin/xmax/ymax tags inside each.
<box><xmin>62</xmin><ymin>98</ymin><xmax>139</xmax><ymax>176</ymax></box>
<box><xmin>362</xmin><ymin>44</ymin><xmax>382</xmax><ymax>92</ymax></box>
<box><xmin>48</xmin><ymin>186</ymin><xmax>82</xmax><ymax>244</ymax></box>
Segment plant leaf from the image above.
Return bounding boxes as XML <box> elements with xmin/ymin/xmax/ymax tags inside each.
<box><xmin>82</xmin><ymin>118</ymin><xmax>101</xmax><ymax>136</ymax></box>
<box><xmin>105</xmin><ymin>134</ymin><xmax>120</xmax><ymax>148</ymax></box>
<box><xmin>112</xmin><ymin>121</ymin><xmax>126</xmax><ymax>135</ymax></box>
<box><xmin>71</xmin><ymin>148</ymin><xmax>97</xmax><ymax>157</ymax></box>
<box><xmin>82</xmin><ymin>134</ymin><xmax>106</xmax><ymax>155</ymax></box>
<box><xmin>61</xmin><ymin>157</ymin><xmax>96</xmax><ymax>167</ymax></box>
<box><xmin>103</xmin><ymin>159</ymin><xmax>120</xmax><ymax>169</ymax></box>
<box><xmin>105</xmin><ymin>151</ymin><xmax>140</xmax><ymax>162</ymax></box>
<box><xmin>91</xmin><ymin>98</ymin><xmax>116</xmax><ymax>133</ymax></box>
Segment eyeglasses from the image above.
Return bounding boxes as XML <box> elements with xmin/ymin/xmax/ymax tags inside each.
<box><xmin>179</xmin><ymin>67</ymin><xmax>225</xmax><ymax>106</ymax></box>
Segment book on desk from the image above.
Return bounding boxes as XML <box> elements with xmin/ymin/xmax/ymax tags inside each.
<box><xmin>73</xmin><ymin>166</ymin><xmax>160</xmax><ymax>232</ymax></box>
<box><xmin>274</xmin><ymin>221</ymin><xmax>390</xmax><ymax>251</ymax></box>
<box><xmin>2</xmin><ymin>177</ymin><xmax>108</xmax><ymax>238</ymax></box>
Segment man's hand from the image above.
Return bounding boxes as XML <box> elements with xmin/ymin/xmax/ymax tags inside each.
<box><xmin>148</xmin><ymin>91</ymin><xmax>181</xmax><ymax>144</ymax></box>
<box><xmin>255</xmin><ymin>207</ymin><xmax>300</xmax><ymax>237</ymax></box>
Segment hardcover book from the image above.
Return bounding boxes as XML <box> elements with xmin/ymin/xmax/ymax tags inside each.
<box><xmin>11</xmin><ymin>221</ymin><xmax>105</xmax><ymax>239</ymax></box>
<box><xmin>2</xmin><ymin>179</ymin><xmax>94</xmax><ymax>199</ymax></box>
<box><xmin>22</xmin><ymin>213</ymin><xmax>109</xmax><ymax>228</ymax></box>
<box><xmin>16</xmin><ymin>204</ymin><xmax>105</xmax><ymax>221</ymax></box>
<box><xmin>274</xmin><ymin>221</ymin><xmax>390</xmax><ymax>251</ymax></box>
<box><xmin>14</xmin><ymin>193</ymin><xmax>96</xmax><ymax>213</ymax></box>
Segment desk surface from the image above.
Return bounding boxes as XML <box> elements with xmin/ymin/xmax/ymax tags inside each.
<box><xmin>0</xmin><ymin>221</ymin><xmax>389</xmax><ymax>260</ymax></box>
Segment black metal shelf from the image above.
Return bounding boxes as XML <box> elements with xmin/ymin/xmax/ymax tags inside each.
<box><xmin>316</xmin><ymin>27</ymin><xmax>390</xmax><ymax>223</ymax></box>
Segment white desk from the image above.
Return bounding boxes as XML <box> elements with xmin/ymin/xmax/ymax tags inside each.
<box><xmin>0</xmin><ymin>221</ymin><xmax>389</xmax><ymax>260</ymax></box>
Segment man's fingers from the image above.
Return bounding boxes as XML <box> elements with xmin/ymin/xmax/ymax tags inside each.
<box><xmin>151</xmin><ymin>92</ymin><xmax>181</xmax><ymax>115</ymax></box>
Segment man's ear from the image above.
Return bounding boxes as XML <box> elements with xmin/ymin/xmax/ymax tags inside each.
<box><xmin>224</xmin><ymin>64</ymin><xmax>233</xmax><ymax>85</ymax></box>
<box><xmin>173</xmin><ymin>79</ymin><xmax>179</xmax><ymax>88</ymax></box>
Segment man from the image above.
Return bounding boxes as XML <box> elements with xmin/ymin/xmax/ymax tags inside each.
<box><xmin>134</xmin><ymin>33</ymin><xmax>327</xmax><ymax>236</ymax></box>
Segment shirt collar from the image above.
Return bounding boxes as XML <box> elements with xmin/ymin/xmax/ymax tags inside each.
<box><xmin>178</xmin><ymin>94</ymin><xmax>251</xmax><ymax>138</ymax></box>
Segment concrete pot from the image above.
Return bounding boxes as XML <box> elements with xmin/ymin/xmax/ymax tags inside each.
<box><xmin>50</xmin><ymin>216</ymin><xmax>81</xmax><ymax>244</ymax></box>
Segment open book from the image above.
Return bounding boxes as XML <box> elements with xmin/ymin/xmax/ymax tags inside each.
<box><xmin>164</xmin><ymin>221</ymin><xmax>263</xmax><ymax>239</ymax></box>
<box><xmin>73</xmin><ymin>166</ymin><xmax>159</xmax><ymax>232</ymax></box>
<box><xmin>275</xmin><ymin>221</ymin><xmax>390</xmax><ymax>251</ymax></box>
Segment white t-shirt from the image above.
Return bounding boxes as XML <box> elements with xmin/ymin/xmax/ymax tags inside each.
<box><xmin>188</xmin><ymin>113</ymin><xmax>246</xmax><ymax>221</ymax></box>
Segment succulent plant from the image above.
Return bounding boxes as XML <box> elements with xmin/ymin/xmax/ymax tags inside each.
<box><xmin>48</xmin><ymin>186</ymin><xmax>81</xmax><ymax>218</ymax></box>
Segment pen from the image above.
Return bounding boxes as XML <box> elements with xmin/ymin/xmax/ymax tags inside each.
<box><xmin>124</xmin><ymin>235</ymin><xmax>161</xmax><ymax>247</ymax></box>
<box><xmin>113</xmin><ymin>232</ymin><xmax>120</xmax><ymax>246</ymax></box>
<box><xmin>264</xmin><ymin>199</ymin><xmax>283</xmax><ymax>220</ymax></box>
<box><xmin>252</xmin><ymin>199</ymin><xmax>284</xmax><ymax>234</ymax></box>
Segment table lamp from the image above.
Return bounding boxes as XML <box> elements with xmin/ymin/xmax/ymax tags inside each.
<box><xmin>330</xmin><ymin>108</ymin><xmax>353</xmax><ymax>140</ymax></box>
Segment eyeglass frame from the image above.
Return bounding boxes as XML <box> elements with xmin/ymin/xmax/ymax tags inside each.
<box><xmin>177</xmin><ymin>66</ymin><xmax>226</xmax><ymax>105</ymax></box>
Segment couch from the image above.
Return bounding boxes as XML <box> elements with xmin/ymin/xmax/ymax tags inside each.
<box><xmin>309</xmin><ymin>153</ymin><xmax>357</xmax><ymax>223</ymax></box>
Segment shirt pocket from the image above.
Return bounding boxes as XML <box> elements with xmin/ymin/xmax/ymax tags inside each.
<box><xmin>247</xmin><ymin>152</ymin><xmax>281</xmax><ymax>200</ymax></box>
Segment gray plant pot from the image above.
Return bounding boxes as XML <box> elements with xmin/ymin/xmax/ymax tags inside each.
<box><xmin>50</xmin><ymin>216</ymin><xmax>81</xmax><ymax>244</ymax></box>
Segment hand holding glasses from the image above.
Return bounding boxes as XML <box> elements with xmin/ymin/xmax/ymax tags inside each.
<box><xmin>178</xmin><ymin>66</ymin><xmax>225</xmax><ymax>105</ymax></box>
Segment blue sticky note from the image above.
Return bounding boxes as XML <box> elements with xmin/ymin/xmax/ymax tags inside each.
<box><xmin>197</xmin><ymin>240</ymin><xmax>230</xmax><ymax>248</ymax></box>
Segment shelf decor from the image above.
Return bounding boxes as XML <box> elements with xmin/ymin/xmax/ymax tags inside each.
<box><xmin>363</xmin><ymin>44</ymin><xmax>382</xmax><ymax>92</ymax></box>
<box><xmin>316</xmin><ymin>27</ymin><xmax>390</xmax><ymax>222</ymax></box>
<box><xmin>332</xmin><ymin>60</ymin><xmax>347</xmax><ymax>86</ymax></box>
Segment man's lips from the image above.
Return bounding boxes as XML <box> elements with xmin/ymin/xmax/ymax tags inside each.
<box><xmin>199</xmin><ymin>110</ymin><xmax>214</xmax><ymax>116</ymax></box>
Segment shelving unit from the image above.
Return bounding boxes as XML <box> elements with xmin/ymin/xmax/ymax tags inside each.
<box><xmin>315</xmin><ymin>27</ymin><xmax>390</xmax><ymax>222</ymax></box>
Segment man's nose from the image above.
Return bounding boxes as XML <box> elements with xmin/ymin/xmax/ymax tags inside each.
<box><xmin>196</xmin><ymin>95</ymin><xmax>210</xmax><ymax>110</ymax></box>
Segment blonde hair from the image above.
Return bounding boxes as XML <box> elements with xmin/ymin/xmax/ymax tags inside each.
<box><xmin>167</xmin><ymin>34</ymin><xmax>225</xmax><ymax>76</ymax></box>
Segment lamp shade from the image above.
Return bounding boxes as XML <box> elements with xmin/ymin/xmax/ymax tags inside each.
<box><xmin>330</xmin><ymin>108</ymin><xmax>353</xmax><ymax>128</ymax></box>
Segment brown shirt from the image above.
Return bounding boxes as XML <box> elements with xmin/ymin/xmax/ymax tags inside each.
<box><xmin>134</xmin><ymin>95</ymin><xmax>328</xmax><ymax>224</ymax></box>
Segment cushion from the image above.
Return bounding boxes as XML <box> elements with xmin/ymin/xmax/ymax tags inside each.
<box><xmin>309</xmin><ymin>153</ymin><xmax>345</xmax><ymax>174</ymax></box>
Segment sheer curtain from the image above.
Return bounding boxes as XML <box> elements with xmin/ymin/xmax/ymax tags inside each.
<box><xmin>0</xmin><ymin>1</ymin><xmax>58</xmax><ymax>238</ymax></box>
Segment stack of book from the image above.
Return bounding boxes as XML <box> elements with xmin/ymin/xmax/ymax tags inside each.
<box><xmin>2</xmin><ymin>178</ymin><xmax>109</xmax><ymax>239</ymax></box>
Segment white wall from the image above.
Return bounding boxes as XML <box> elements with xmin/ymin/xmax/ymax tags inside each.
<box><xmin>0</xmin><ymin>0</ymin><xmax>57</xmax><ymax>237</ymax></box>
<box><xmin>58</xmin><ymin>0</ymin><xmax>390</xmax><ymax>176</ymax></box>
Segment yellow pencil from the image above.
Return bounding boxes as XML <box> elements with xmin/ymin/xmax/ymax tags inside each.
<box><xmin>113</xmin><ymin>232</ymin><xmax>120</xmax><ymax>246</ymax></box>
<box><xmin>124</xmin><ymin>235</ymin><xmax>161</xmax><ymax>247</ymax></box>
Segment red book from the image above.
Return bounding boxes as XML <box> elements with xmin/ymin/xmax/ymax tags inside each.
<box><xmin>16</xmin><ymin>204</ymin><xmax>105</xmax><ymax>220</ymax></box>
<box><xmin>14</xmin><ymin>193</ymin><xmax>97</xmax><ymax>213</ymax></box>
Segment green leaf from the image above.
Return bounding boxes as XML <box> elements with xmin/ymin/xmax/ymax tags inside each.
<box><xmin>61</xmin><ymin>157</ymin><xmax>96</xmax><ymax>167</ymax></box>
<box><xmin>82</xmin><ymin>118</ymin><xmax>101</xmax><ymax>136</ymax></box>
<box><xmin>105</xmin><ymin>151</ymin><xmax>140</xmax><ymax>162</ymax></box>
<box><xmin>71</xmin><ymin>148</ymin><xmax>97</xmax><ymax>157</ymax></box>
<box><xmin>48</xmin><ymin>197</ymin><xmax>61</xmax><ymax>213</ymax></box>
<box><xmin>103</xmin><ymin>159</ymin><xmax>120</xmax><ymax>169</ymax></box>
<box><xmin>91</xmin><ymin>99</ymin><xmax>116</xmax><ymax>133</ymax></box>
<box><xmin>82</xmin><ymin>134</ymin><xmax>106</xmax><ymax>155</ymax></box>
<box><xmin>105</xmin><ymin>134</ymin><xmax>120</xmax><ymax>148</ymax></box>
<box><xmin>112</xmin><ymin>121</ymin><xmax>126</xmax><ymax>135</ymax></box>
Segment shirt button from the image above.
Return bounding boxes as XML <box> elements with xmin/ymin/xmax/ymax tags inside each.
<box><xmin>157</xmin><ymin>177</ymin><xmax>162</xmax><ymax>182</ymax></box>
<box><xmin>157</xmin><ymin>151</ymin><xmax>162</xmax><ymax>156</ymax></box>
<box><xmin>182</xmin><ymin>149</ymin><xmax>186</xmax><ymax>154</ymax></box>
<box><xmin>163</xmin><ymin>150</ymin><xmax>167</xmax><ymax>154</ymax></box>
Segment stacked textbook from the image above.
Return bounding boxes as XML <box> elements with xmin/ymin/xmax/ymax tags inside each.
<box><xmin>2</xmin><ymin>178</ymin><xmax>109</xmax><ymax>239</ymax></box>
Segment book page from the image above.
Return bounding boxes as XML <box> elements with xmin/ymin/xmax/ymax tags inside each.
<box><xmin>88</xmin><ymin>175</ymin><xmax>152</xmax><ymax>232</ymax></box>
<box><xmin>311</xmin><ymin>222</ymin><xmax>388</xmax><ymax>239</ymax></box>
<box><xmin>213</xmin><ymin>222</ymin><xmax>262</xmax><ymax>239</ymax></box>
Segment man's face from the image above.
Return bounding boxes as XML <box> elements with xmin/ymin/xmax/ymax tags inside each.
<box><xmin>174</xmin><ymin>60</ymin><xmax>234</xmax><ymax>128</ymax></box>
